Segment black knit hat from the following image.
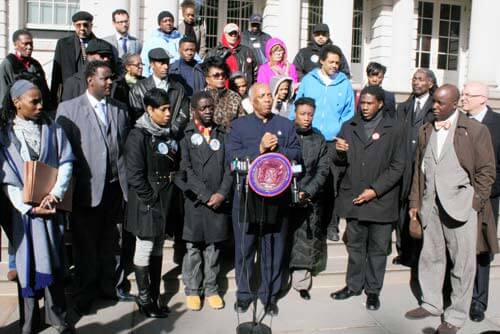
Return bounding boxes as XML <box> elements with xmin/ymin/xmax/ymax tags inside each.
<box><xmin>312</xmin><ymin>23</ymin><xmax>329</xmax><ymax>34</ymax></box>
<box><xmin>158</xmin><ymin>11</ymin><xmax>174</xmax><ymax>24</ymax></box>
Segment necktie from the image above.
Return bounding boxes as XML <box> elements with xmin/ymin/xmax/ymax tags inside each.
<box><xmin>121</xmin><ymin>37</ymin><xmax>128</xmax><ymax>54</ymax></box>
<box><xmin>98</xmin><ymin>102</ymin><xmax>108</xmax><ymax>127</ymax></box>
<box><xmin>411</xmin><ymin>100</ymin><xmax>421</xmax><ymax>124</ymax></box>
<box><xmin>80</xmin><ymin>39</ymin><xmax>87</xmax><ymax>62</ymax></box>
<box><xmin>434</xmin><ymin>120</ymin><xmax>451</xmax><ymax>130</ymax></box>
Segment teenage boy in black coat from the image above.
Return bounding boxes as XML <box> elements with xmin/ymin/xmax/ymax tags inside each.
<box><xmin>330</xmin><ymin>86</ymin><xmax>405</xmax><ymax>311</ymax></box>
<box><xmin>179</xmin><ymin>91</ymin><xmax>233</xmax><ymax>311</ymax></box>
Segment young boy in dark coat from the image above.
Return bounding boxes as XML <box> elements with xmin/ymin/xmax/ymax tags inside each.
<box><xmin>289</xmin><ymin>97</ymin><xmax>330</xmax><ymax>300</ymax></box>
<box><xmin>179</xmin><ymin>91</ymin><xmax>233</xmax><ymax>311</ymax></box>
<box><xmin>330</xmin><ymin>86</ymin><xmax>405</xmax><ymax>310</ymax></box>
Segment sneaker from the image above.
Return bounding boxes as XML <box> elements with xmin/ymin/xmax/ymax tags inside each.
<box><xmin>186</xmin><ymin>295</ymin><xmax>201</xmax><ymax>311</ymax></box>
<box><xmin>206</xmin><ymin>294</ymin><xmax>224</xmax><ymax>309</ymax></box>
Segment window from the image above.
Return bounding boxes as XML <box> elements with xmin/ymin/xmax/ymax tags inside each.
<box><xmin>351</xmin><ymin>0</ymin><xmax>363</xmax><ymax>64</ymax></box>
<box><xmin>437</xmin><ymin>4</ymin><xmax>460</xmax><ymax>70</ymax></box>
<box><xmin>226</xmin><ymin>0</ymin><xmax>253</xmax><ymax>33</ymax></box>
<box><xmin>199</xmin><ymin>0</ymin><xmax>219</xmax><ymax>50</ymax></box>
<box><xmin>26</xmin><ymin>0</ymin><xmax>79</xmax><ymax>29</ymax></box>
<box><xmin>415</xmin><ymin>1</ymin><xmax>433</xmax><ymax>68</ymax></box>
<box><xmin>306</xmin><ymin>0</ymin><xmax>323</xmax><ymax>42</ymax></box>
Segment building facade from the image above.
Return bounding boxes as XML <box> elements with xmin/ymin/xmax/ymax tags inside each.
<box><xmin>0</xmin><ymin>0</ymin><xmax>499</xmax><ymax>97</ymax></box>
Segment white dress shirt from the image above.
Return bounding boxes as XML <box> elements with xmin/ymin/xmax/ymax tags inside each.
<box><xmin>414</xmin><ymin>92</ymin><xmax>430</xmax><ymax>112</ymax></box>
<box><xmin>469</xmin><ymin>107</ymin><xmax>488</xmax><ymax>123</ymax></box>
<box><xmin>436</xmin><ymin>110</ymin><xmax>459</xmax><ymax>158</ymax></box>
<box><xmin>86</xmin><ymin>91</ymin><xmax>108</xmax><ymax>126</ymax></box>
<box><xmin>153</xmin><ymin>75</ymin><xmax>169</xmax><ymax>91</ymax></box>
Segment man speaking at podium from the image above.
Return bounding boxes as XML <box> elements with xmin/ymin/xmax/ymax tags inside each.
<box><xmin>228</xmin><ymin>83</ymin><xmax>301</xmax><ymax>316</ymax></box>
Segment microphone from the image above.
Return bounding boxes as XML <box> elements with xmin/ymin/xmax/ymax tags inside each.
<box><xmin>291</xmin><ymin>160</ymin><xmax>302</xmax><ymax>205</ymax></box>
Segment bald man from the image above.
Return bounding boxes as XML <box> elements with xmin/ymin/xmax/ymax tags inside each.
<box><xmin>462</xmin><ymin>81</ymin><xmax>500</xmax><ymax>322</ymax></box>
<box><xmin>228</xmin><ymin>83</ymin><xmax>301</xmax><ymax>316</ymax></box>
<box><xmin>405</xmin><ymin>84</ymin><xmax>496</xmax><ymax>334</ymax></box>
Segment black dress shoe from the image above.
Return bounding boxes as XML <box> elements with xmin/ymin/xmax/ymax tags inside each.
<box><xmin>299</xmin><ymin>290</ymin><xmax>311</xmax><ymax>300</ymax></box>
<box><xmin>366</xmin><ymin>293</ymin><xmax>380</xmax><ymax>310</ymax></box>
<box><xmin>234</xmin><ymin>299</ymin><xmax>252</xmax><ymax>313</ymax></box>
<box><xmin>265</xmin><ymin>302</ymin><xmax>279</xmax><ymax>316</ymax></box>
<box><xmin>470</xmin><ymin>304</ymin><xmax>485</xmax><ymax>322</ymax></box>
<box><xmin>330</xmin><ymin>286</ymin><xmax>362</xmax><ymax>300</ymax></box>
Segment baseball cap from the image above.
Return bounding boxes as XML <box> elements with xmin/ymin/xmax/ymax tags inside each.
<box><xmin>249</xmin><ymin>14</ymin><xmax>263</xmax><ymax>24</ymax></box>
<box><xmin>224</xmin><ymin>23</ymin><xmax>240</xmax><ymax>34</ymax></box>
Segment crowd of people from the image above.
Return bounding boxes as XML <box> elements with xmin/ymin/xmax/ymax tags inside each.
<box><xmin>0</xmin><ymin>2</ymin><xmax>498</xmax><ymax>334</ymax></box>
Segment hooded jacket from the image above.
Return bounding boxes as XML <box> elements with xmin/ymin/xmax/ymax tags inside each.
<box><xmin>256</xmin><ymin>38</ymin><xmax>298</xmax><ymax>85</ymax></box>
<box><xmin>290</xmin><ymin>68</ymin><xmax>354</xmax><ymax>141</ymax></box>
<box><xmin>293</xmin><ymin>39</ymin><xmax>351</xmax><ymax>80</ymax></box>
<box><xmin>269</xmin><ymin>75</ymin><xmax>294</xmax><ymax>118</ymax></box>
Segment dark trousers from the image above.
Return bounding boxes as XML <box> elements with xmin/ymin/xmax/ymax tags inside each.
<box><xmin>345</xmin><ymin>219</ymin><xmax>393</xmax><ymax>295</ymax></box>
<box><xmin>472</xmin><ymin>197</ymin><xmax>498</xmax><ymax>311</ymax></box>
<box><xmin>325</xmin><ymin>142</ymin><xmax>339</xmax><ymax>232</ymax></box>
<box><xmin>22</xmin><ymin>274</ymin><xmax>67</xmax><ymax>334</ymax></box>
<box><xmin>71</xmin><ymin>182</ymin><xmax>124</xmax><ymax>310</ymax></box>
<box><xmin>232</xmin><ymin>218</ymin><xmax>288</xmax><ymax>304</ymax></box>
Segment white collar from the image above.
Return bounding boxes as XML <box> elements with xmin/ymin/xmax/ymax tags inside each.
<box><xmin>415</xmin><ymin>92</ymin><xmax>430</xmax><ymax>106</ymax></box>
<box><xmin>153</xmin><ymin>75</ymin><xmax>168</xmax><ymax>86</ymax></box>
<box><xmin>469</xmin><ymin>106</ymin><xmax>488</xmax><ymax>122</ymax></box>
<box><xmin>86</xmin><ymin>90</ymin><xmax>106</xmax><ymax>108</ymax></box>
<box><xmin>116</xmin><ymin>32</ymin><xmax>129</xmax><ymax>40</ymax></box>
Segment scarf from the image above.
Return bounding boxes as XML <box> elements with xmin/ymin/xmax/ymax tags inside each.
<box><xmin>12</xmin><ymin>116</ymin><xmax>41</xmax><ymax>160</ymax></box>
<box><xmin>135</xmin><ymin>112</ymin><xmax>171</xmax><ymax>137</ymax></box>
<box><xmin>221</xmin><ymin>34</ymin><xmax>240</xmax><ymax>74</ymax></box>
<box><xmin>125</xmin><ymin>73</ymin><xmax>139</xmax><ymax>87</ymax></box>
<box><xmin>361</xmin><ymin>109</ymin><xmax>383</xmax><ymax>139</ymax></box>
<box><xmin>1</xmin><ymin>121</ymin><xmax>74</xmax><ymax>297</ymax></box>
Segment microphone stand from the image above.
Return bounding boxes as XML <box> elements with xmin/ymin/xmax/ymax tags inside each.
<box><xmin>236</xmin><ymin>158</ymin><xmax>272</xmax><ymax>334</ymax></box>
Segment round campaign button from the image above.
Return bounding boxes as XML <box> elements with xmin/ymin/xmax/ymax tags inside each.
<box><xmin>191</xmin><ymin>133</ymin><xmax>204</xmax><ymax>146</ymax></box>
<box><xmin>157</xmin><ymin>142</ymin><xmax>169</xmax><ymax>155</ymax></box>
<box><xmin>209</xmin><ymin>138</ymin><xmax>221</xmax><ymax>151</ymax></box>
<box><xmin>246</xmin><ymin>57</ymin><xmax>253</xmax><ymax>63</ymax></box>
<box><xmin>372</xmin><ymin>132</ymin><xmax>380</xmax><ymax>140</ymax></box>
<box><xmin>310</xmin><ymin>54</ymin><xmax>319</xmax><ymax>63</ymax></box>
<box><xmin>252</xmin><ymin>42</ymin><xmax>261</xmax><ymax>48</ymax></box>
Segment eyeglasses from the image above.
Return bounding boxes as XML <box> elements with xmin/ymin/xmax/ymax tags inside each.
<box><xmin>228</xmin><ymin>31</ymin><xmax>239</xmax><ymax>37</ymax></box>
<box><xmin>115</xmin><ymin>20</ymin><xmax>129</xmax><ymax>24</ymax></box>
<box><xmin>129</xmin><ymin>63</ymin><xmax>144</xmax><ymax>68</ymax></box>
<box><xmin>462</xmin><ymin>93</ymin><xmax>484</xmax><ymax>99</ymax></box>
<box><xmin>209</xmin><ymin>72</ymin><xmax>227</xmax><ymax>79</ymax></box>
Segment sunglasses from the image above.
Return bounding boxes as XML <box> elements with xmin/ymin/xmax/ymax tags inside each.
<box><xmin>228</xmin><ymin>31</ymin><xmax>239</xmax><ymax>37</ymax></box>
<box><xmin>209</xmin><ymin>72</ymin><xmax>227</xmax><ymax>79</ymax></box>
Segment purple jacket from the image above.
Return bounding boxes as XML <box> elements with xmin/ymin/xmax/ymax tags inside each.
<box><xmin>256</xmin><ymin>38</ymin><xmax>298</xmax><ymax>85</ymax></box>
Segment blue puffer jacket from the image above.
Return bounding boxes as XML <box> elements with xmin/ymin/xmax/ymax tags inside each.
<box><xmin>290</xmin><ymin>68</ymin><xmax>354</xmax><ymax>141</ymax></box>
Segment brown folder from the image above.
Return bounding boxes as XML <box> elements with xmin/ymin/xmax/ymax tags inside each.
<box><xmin>23</xmin><ymin>160</ymin><xmax>73</xmax><ymax>212</ymax></box>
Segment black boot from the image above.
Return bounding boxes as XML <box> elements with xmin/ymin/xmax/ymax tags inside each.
<box><xmin>149</xmin><ymin>256</ymin><xmax>170</xmax><ymax>313</ymax></box>
<box><xmin>134</xmin><ymin>265</ymin><xmax>167</xmax><ymax>318</ymax></box>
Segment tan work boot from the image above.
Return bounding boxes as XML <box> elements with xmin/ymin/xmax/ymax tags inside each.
<box><xmin>186</xmin><ymin>295</ymin><xmax>201</xmax><ymax>311</ymax></box>
<box><xmin>206</xmin><ymin>294</ymin><xmax>224</xmax><ymax>309</ymax></box>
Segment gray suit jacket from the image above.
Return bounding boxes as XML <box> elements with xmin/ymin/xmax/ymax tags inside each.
<box><xmin>56</xmin><ymin>94</ymin><xmax>130</xmax><ymax>207</ymax></box>
<box><xmin>103</xmin><ymin>34</ymin><xmax>142</xmax><ymax>58</ymax></box>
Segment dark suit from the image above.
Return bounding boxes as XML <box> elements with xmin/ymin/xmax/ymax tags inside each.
<box><xmin>395</xmin><ymin>95</ymin><xmax>434</xmax><ymax>265</ymax></box>
<box><xmin>228</xmin><ymin>113</ymin><xmax>301</xmax><ymax>305</ymax></box>
<box><xmin>51</xmin><ymin>34</ymin><xmax>99</xmax><ymax>104</ymax></box>
<box><xmin>56</xmin><ymin>94</ymin><xmax>130</xmax><ymax>311</ymax></box>
<box><xmin>472</xmin><ymin>106</ymin><xmax>500</xmax><ymax>312</ymax></box>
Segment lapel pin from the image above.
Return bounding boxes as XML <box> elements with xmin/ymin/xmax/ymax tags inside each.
<box><xmin>372</xmin><ymin>132</ymin><xmax>380</xmax><ymax>140</ymax></box>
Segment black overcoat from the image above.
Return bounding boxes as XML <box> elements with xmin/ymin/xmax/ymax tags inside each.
<box><xmin>289</xmin><ymin>127</ymin><xmax>330</xmax><ymax>273</ymax></box>
<box><xmin>179</xmin><ymin>122</ymin><xmax>233</xmax><ymax>243</ymax></box>
<box><xmin>124</xmin><ymin>128</ymin><xmax>182</xmax><ymax>238</ymax></box>
<box><xmin>333</xmin><ymin>113</ymin><xmax>405</xmax><ymax>222</ymax></box>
